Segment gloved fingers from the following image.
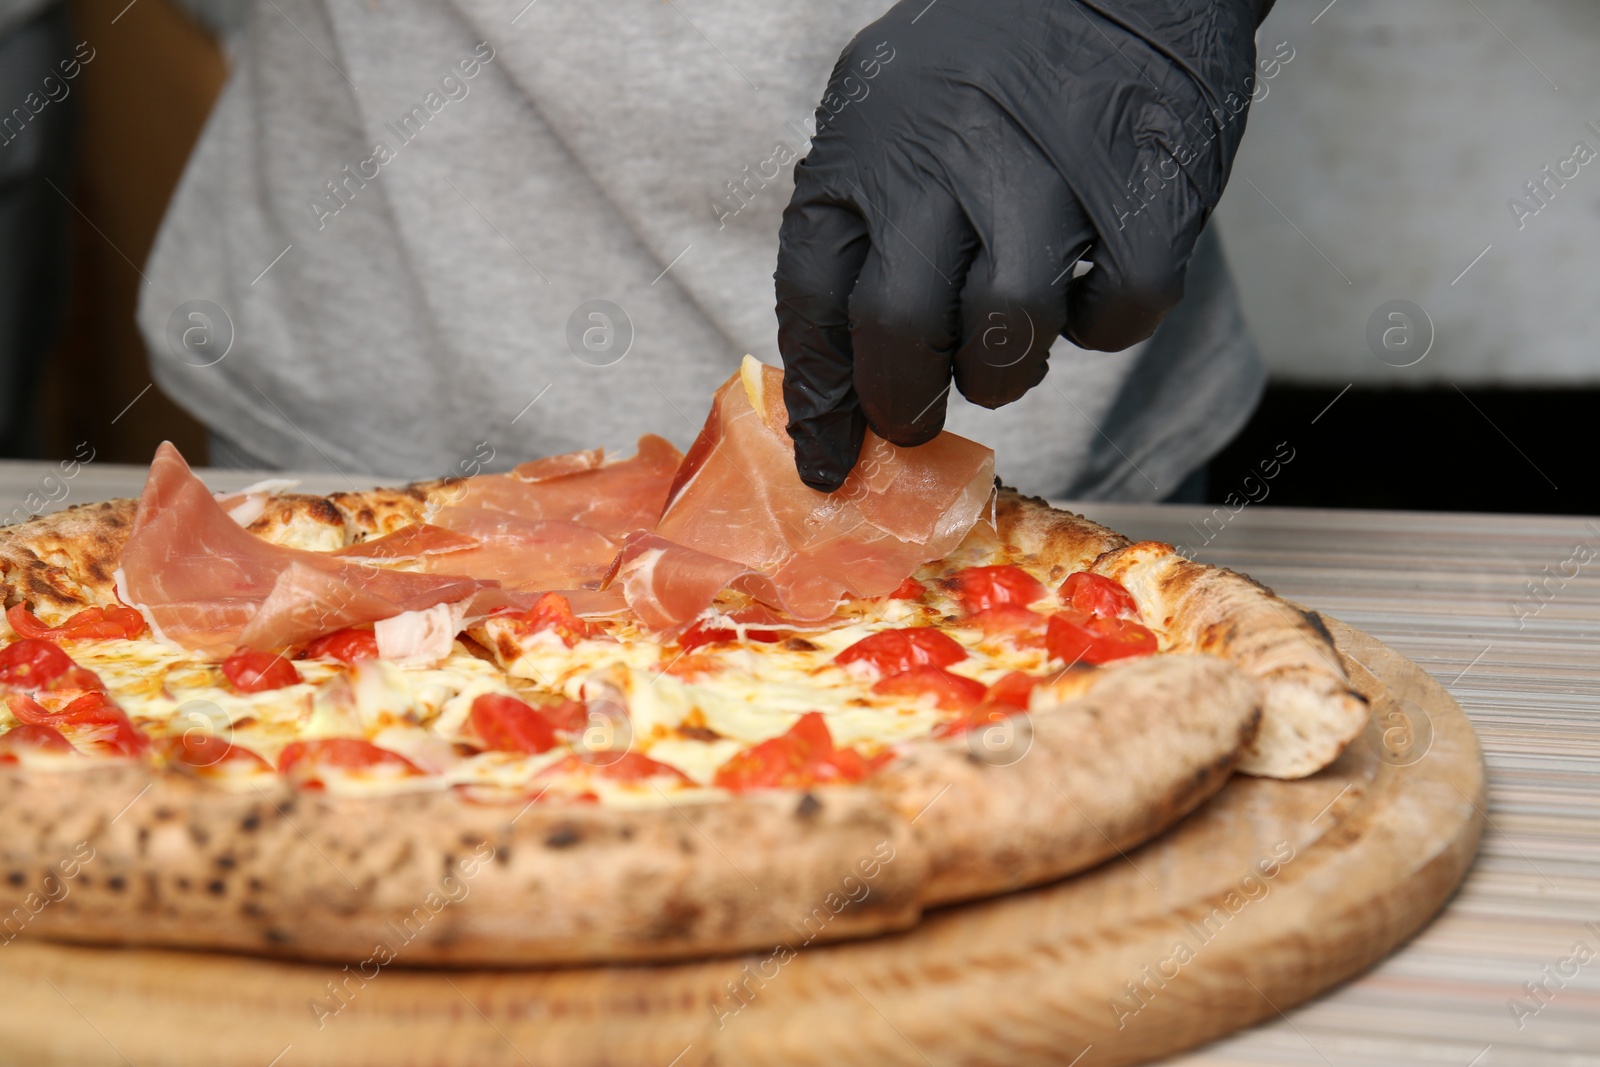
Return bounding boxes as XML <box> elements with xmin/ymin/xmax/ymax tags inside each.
<box><xmin>952</xmin><ymin>156</ymin><xmax>1092</xmax><ymax>409</ymax></box>
<box><xmin>847</xmin><ymin>179</ymin><xmax>976</xmax><ymax>448</ymax></box>
<box><xmin>776</xmin><ymin>179</ymin><xmax>873</xmax><ymax>492</ymax></box>
<box><xmin>1065</xmin><ymin>163</ymin><xmax>1210</xmax><ymax>352</ymax></box>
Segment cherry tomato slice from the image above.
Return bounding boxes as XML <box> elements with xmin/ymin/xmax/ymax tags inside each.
<box><xmin>0</xmin><ymin>638</ymin><xmax>103</xmax><ymax>691</ymax></box>
<box><xmin>872</xmin><ymin>665</ymin><xmax>988</xmax><ymax>711</ymax></box>
<box><xmin>889</xmin><ymin>577</ymin><xmax>927</xmax><ymax>600</ymax></box>
<box><xmin>678</xmin><ymin>621</ymin><xmax>785</xmax><ymax>651</ymax></box>
<box><xmin>952</xmin><ymin>565</ymin><xmax>1047</xmax><ymax>614</ymax></box>
<box><xmin>300</xmin><ymin>628</ymin><xmax>380</xmax><ymax>664</ymax></box>
<box><xmin>221</xmin><ymin>647</ymin><xmax>302</xmax><ymax>693</ymax></box>
<box><xmin>162</xmin><ymin>733</ymin><xmax>272</xmax><ymax>774</ymax></box>
<box><xmin>0</xmin><ymin>723</ymin><xmax>76</xmax><ymax>760</ymax></box>
<box><xmin>538</xmin><ymin>751</ymin><xmax>691</xmax><ymax>782</ymax></box>
<box><xmin>984</xmin><ymin>670</ymin><xmax>1039</xmax><ymax>710</ymax></box>
<box><xmin>713</xmin><ymin>711</ymin><xmax>885</xmax><ymax>791</ymax></box>
<box><xmin>541</xmin><ymin>698</ymin><xmax>592</xmax><ymax>734</ymax></box>
<box><xmin>277</xmin><ymin>738</ymin><xmax>423</xmax><ymax>785</ymax></box>
<box><xmin>834</xmin><ymin>628</ymin><xmax>967</xmax><ymax>675</ymax></box>
<box><xmin>470</xmin><ymin>693</ymin><xmax>559</xmax><ymax>755</ymax></box>
<box><xmin>514</xmin><ymin>592</ymin><xmax>597</xmax><ymax>647</ymax></box>
<box><xmin>8</xmin><ymin>691</ymin><xmax>148</xmax><ymax>756</ymax></box>
<box><xmin>584</xmin><ymin>751</ymin><xmax>691</xmax><ymax>781</ymax></box>
<box><xmin>6</xmin><ymin>604</ymin><xmax>147</xmax><ymax>641</ymax></box>
<box><xmin>1046</xmin><ymin>609</ymin><xmax>1158</xmax><ymax>665</ymax></box>
<box><xmin>1059</xmin><ymin>572</ymin><xmax>1139</xmax><ymax>620</ymax></box>
<box><xmin>962</xmin><ymin>604</ymin><xmax>1048</xmax><ymax>639</ymax></box>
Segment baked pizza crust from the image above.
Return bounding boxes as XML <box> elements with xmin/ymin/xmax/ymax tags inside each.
<box><xmin>0</xmin><ymin>482</ymin><xmax>1367</xmax><ymax>964</ymax></box>
<box><xmin>993</xmin><ymin>491</ymin><xmax>1370</xmax><ymax>779</ymax></box>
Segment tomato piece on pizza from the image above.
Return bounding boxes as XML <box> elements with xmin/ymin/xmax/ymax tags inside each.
<box><xmin>509</xmin><ymin>592</ymin><xmax>598</xmax><ymax>647</ymax></box>
<box><xmin>0</xmin><ymin>722</ymin><xmax>77</xmax><ymax>761</ymax></box>
<box><xmin>7</xmin><ymin>691</ymin><xmax>149</xmax><ymax>757</ymax></box>
<box><xmin>221</xmin><ymin>647</ymin><xmax>303</xmax><ymax>693</ymax></box>
<box><xmin>1045</xmin><ymin>609</ymin><xmax>1158</xmax><ymax>666</ymax></box>
<box><xmin>834</xmin><ymin>627</ymin><xmax>967</xmax><ymax>676</ymax></box>
<box><xmin>951</xmin><ymin>564</ymin><xmax>1047</xmax><ymax>614</ymax></box>
<box><xmin>1059</xmin><ymin>572</ymin><xmax>1140</xmax><ymax>620</ymax></box>
<box><xmin>277</xmin><ymin>738</ymin><xmax>425</xmax><ymax>788</ymax></box>
<box><xmin>160</xmin><ymin>733</ymin><xmax>272</xmax><ymax>776</ymax></box>
<box><xmin>0</xmin><ymin>638</ymin><xmax>104</xmax><ymax>692</ymax></box>
<box><xmin>983</xmin><ymin>670</ymin><xmax>1039</xmax><ymax>710</ymax></box>
<box><xmin>714</xmin><ymin>711</ymin><xmax>886</xmax><ymax>791</ymax></box>
<box><xmin>538</xmin><ymin>751</ymin><xmax>691</xmax><ymax>783</ymax></box>
<box><xmin>961</xmin><ymin>604</ymin><xmax>1048</xmax><ymax>642</ymax></box>
<box><xmin>872</xmin><ymin>665</ymin><xmax>987</xmax><ymax>710</ymax></box>
<box><xmin>300</xmin><ymin>628</ymin><xmax>380</xmax><ymax>664</ymax></box>
<box><xmin>469</xmin><ymin>693</ymin><xmax>560</xmax><ymax>755</ymax></box>
<box><xmin>6</xmin><ymin>604</ymin><xmax>147</xmax><ymax>642</ymax></box>
<box><xmin>888</xmin><ymin>576</ymin><xmax>927</xmax><ymax>600</ymax></box>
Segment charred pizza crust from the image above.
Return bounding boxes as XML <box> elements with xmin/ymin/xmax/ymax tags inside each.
<box><xmin>0</xmin><ymin>483</ymin><xmax>1367</xmax><ymax>965</ymax></box>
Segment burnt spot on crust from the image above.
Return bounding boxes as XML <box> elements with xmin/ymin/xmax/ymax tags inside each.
<box><xmin>264</xmin><ymin>928</ymin><xmax>292</xmax><ymax>944</ymax></box>
<box><xmin>5</xmin><ymin>871</ymin><xmax>21</xmax><ymax>887</ymax></box>
<box><xmin>545</xmin><ymin>826</ymin><xmax>581</xmax><ymax>849</ymax></box>
<box><xmin>307</xmin><ymin>498</ymin><xmax>342</xmax><ymax>526</ymax></box>
<box><xmin>107</xmin><ymin>875</ymin><xmax>126</xmax><ymax>892</ymax></box>
<box><xmin>1300</xmin><ymin>608</ymin><xmax>1337</xmax><ymax>649</ymax></box>
<box><xmin>206</xmin><ymin>879</ymin><xmax>226</xmax><ymax>896</ymax></box>
<box><xmin>240</xmin><ymin>811</ymin><xmax>261</xmax><ymax>833</ymax></box>
<box><xmin>795</xmin><ymin>793</ymin><xmax>822</xmax><ymax>820</ymax></box>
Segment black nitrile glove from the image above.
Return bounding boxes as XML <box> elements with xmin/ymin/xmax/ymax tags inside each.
<box><xmin>776</xmin><ymin>0</ymin><xmax>1273</xmax><ymax>491</ymax></box>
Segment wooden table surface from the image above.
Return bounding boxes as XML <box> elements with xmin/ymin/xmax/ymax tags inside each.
<box><xmin>3</xmin><ymin>460</ymin><xmax>1597</xmax><ymax>1067</ymax></box>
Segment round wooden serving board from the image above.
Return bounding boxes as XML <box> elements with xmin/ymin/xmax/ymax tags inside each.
<box><xmin>0</xmin><ymin>618</ymin><xmax>1484</xmax><ymax>1067</ymax></box>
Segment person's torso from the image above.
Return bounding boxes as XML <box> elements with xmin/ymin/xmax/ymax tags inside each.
<box><xmin>138</xmin><ymin>0</ymin><xmax>1262</xmax><ymax>499</ymax></box>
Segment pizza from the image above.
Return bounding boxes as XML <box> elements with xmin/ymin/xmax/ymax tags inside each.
<box><xmin>0</xmin><ymin>359</ymin><xmax>1367</xmax><ymax>965</ymax></box>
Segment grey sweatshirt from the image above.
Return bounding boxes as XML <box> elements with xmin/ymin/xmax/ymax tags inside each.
<box><xmin>136</xmin><ymin>0</ymin><xmax>1263</xmax><ymax>500</ymax></box>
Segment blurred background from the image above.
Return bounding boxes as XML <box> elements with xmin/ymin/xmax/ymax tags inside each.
<box><xmin>3</xmin><ymin>0</ymin><xmax>1597</xmax><ymax>514</ymax></box>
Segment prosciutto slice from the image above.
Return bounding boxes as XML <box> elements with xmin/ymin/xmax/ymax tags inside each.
<box><xmin>640</xmin><ymin>357</ymin><xmax>994</xmax><ymax>624</ymax></box>
<box><xmin>119</xmin><ymin>444</ymin><xmax>498</xmax><ymax>653</ymax></box>
<box><xmin>420</xmin><ymin>507</ymin><xmax>619</xmax><ymax>592</ymax></box>
<box><xmin>446</xmin><ymin>435</ymin><xmax>683</xmax><ymax>538</ymax></box>
<box><xmin>331</xmin><ymin>524</ymin><xmax>479</xmax><ymax>561</ymax></box>
<box><xmin>609</xmin><ymin>533</ymin><xmax>785</xmax><ymax>631</ymax></box>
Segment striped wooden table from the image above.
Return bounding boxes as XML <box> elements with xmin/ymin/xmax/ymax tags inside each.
<box><xmin>3</xmin><ymin>461</ymin><xmax>1596</xmax><ymax>1066</ymax></box>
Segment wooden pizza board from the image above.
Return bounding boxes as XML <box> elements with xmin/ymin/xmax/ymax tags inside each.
<box><xmin>0</xmin><ymin>618</ymin><xmax>1484</xmax><ymax>1066</ymax></box>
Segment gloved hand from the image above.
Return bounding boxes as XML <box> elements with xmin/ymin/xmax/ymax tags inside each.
<box><xmin>776</xmin><ymin>0</ymin><xmax>1274</xmax><ymax>491</ymax></box>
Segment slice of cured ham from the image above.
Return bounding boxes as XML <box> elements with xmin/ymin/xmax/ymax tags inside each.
<box><xmin>420</xmin><ymin>507</ymin><xmax>619</xmax><ymax>592</ymax></box>
<box><xmin>629</xmin><ymin>357</ymin><xmax>994</xmax><ymax>626</ymax></box>
<box><xmin>608</xmin><ymin>533</ymin><xmax>781</xmax><ymax>631</ymax></box>
<box><xmin>445</xmin><ymin>435</ymin><xmax>682</xmax><ymax>539</ymax></box>
<box><xmin>118</xmin><ymin>444</ymin><xmax>498</xmax><ymax>653</ymax></box>
<box><xmin>330</xmin><ymin>524</ymin><xmax>479</xmax><ymax>561</ymax></box>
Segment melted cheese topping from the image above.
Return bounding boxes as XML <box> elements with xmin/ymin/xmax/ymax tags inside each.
<box><xmin>0</xmin><ymin>531</ymin><xmax>1167</xmax><ymax>804</ymax></box>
